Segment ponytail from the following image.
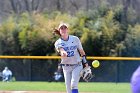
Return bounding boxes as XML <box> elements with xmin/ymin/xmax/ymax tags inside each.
<box><xmin>53</xmin><ymin>29</ymin><xmax>61</xmax><ymax>36</ymax></box>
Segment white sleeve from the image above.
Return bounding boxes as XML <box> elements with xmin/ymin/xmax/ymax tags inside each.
<box><xmin>54</xmin><ymin>40</ymin><xmax>62</xmax><ymax>53</ymax></box>
<box><xmin>9</xmin><ymin>70</ymin><xmax>12</xmax><ymax>75</ymax></box>
<box><xmin>2</xmin><ymin>70</ymin><xmax>5</xmax><ymax>75</ymax></box>
<box><xmin>76</xmin><ymin>37</ymin><xmax>83</xmax><ymax>50</ymax></box>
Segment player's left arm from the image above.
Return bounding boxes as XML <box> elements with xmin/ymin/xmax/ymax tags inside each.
<box><xmin>76</xmin><ymin>36</ymin><xmax>89</xmax><ymax>67</ymax></box>
<box><xmin>78</xmin><ymin>49</ymin><xmax>89</xmax><ymax>67</ymax></box>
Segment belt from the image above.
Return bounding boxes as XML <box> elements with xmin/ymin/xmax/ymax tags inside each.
<box><xmin>60</xmin><ymin>63</ymin><xmax>81</xmax><ymax>66</ymax></box>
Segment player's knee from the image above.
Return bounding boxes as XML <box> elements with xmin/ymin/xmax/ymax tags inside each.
<box><xmin>71</xmin><ymin>84</ymin><xmax>78</xmax><ymax>89</ymax></box>
<box><xmin>71</xmin><ymin>86</ymin><xmax>78</xmax><ymax>89</ymax></box>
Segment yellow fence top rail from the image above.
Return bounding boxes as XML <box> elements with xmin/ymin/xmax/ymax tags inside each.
<box><xmin>0</xmin><ymin>56</ymin><xmax>140</xmax><ymax>61</ymax></box>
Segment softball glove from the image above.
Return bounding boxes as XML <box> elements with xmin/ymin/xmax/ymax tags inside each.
<box><xmin>80</xmin><ymin>66</ymin><xmax>93</xmax><ymax>82</ymax></box>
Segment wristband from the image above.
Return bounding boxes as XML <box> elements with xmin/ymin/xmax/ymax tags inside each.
<box><xmin>82</xmin><ymin>55</ymin><xmax>87</xmax><ymax>63</ymax></box>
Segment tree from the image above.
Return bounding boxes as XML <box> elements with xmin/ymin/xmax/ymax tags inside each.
<box><xmin>123</xmin><ymin>24</ymin><xmax>140</xmax><ymax>56</ymax></box>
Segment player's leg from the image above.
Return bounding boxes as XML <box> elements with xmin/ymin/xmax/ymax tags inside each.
<box><xmin>71</xmin><ymin>64</ymin><xmax>83</xmax><ymax>93</ymax></box>
<box><xmin>131</xmin><ymin>77</ymin><xmax>140</xmax><ymax>93</ymax></box>
<box><xmin>63</xmin><ymin>66</ymin><xmax>72</xmax><ymax>93</ymax></box>
<box><xmin>2</xmin><ymin>75</ymin><xmax>7</xmax><ymax>82</ymax></box>
<box><xmin>131</xmin><ymin>66</ymin><xmax>140</xmax><ymax>93</ymax></box>
<box><xmin>131</xmin><ymin>85</ymin><xmax>140</xmax><ymax>93</ymax></box>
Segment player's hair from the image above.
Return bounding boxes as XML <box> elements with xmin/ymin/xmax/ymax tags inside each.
<box><xmin>53</xmin><ymin>22</ymin><xmax>68</xmax><ymax>36</ymax></box>
<box><xmin>53</xmin><ymin>29</ymin><xmax>61</xmax><ymax>36</ymax></box>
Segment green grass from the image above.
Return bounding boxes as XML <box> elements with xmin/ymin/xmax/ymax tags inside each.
<box><xmin>0</xmin><ymin>82</ymin><xmax>131</xmax><ymax>93</ymax></box>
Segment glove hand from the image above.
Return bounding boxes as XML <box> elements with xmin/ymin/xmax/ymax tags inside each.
<box><xmin>80</xmin><ymin>66</ymin><xmax>93</xmax><ymax>82</ymax></box>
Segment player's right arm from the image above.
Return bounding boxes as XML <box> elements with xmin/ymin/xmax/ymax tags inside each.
<box><xmin>58</xmin><ymin>48</ymin><xmax>67</xmax><ymax>57</ymax></box>
<box><xmin>54</xmin><ymin>40</ymin><xmax>67</xmax><ymax>57</ymax></box>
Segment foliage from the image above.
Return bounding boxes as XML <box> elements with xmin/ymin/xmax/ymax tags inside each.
<box><xmin>123</xmin><ymin>24</ymin><xmax>140</xmax><ymax>57</ymax></box>
<box><xmin>0</xmin><ymin>17</ymin><xmax>16</xmax><ymax>55</ymax></box>
<box><xmin>98</xmin><ymin>10</ymin><xmax>122</xmax><ymax>56</ymax></box>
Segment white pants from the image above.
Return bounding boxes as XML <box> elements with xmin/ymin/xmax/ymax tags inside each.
<box><xmin>62</xmin><ymin>64</ymin><xmax>83</xmax><ymax>93</ymax></box>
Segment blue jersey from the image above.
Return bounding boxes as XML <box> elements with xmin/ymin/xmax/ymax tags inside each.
<box><xmin>55</xmin><ymin>35</ymin><xmax>83</xmax><ymax>64</ymax></box>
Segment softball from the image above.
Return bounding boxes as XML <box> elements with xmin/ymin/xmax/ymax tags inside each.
<box><xmin>92</xmin><ymin>60</ymin><xmax>100</xmax><ymax>68</ymax></box>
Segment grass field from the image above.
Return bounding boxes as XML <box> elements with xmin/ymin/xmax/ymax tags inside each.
<box><xmin>0</xmin><ymin>82</ymin><xmax>131</xmax><ymax>93</ymax></box>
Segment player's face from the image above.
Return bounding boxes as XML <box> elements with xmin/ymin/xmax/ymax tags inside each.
<box><xmin>59</xmin><ymin>26</ymin><xmax>68</xmax><ymax>35</ymax></box>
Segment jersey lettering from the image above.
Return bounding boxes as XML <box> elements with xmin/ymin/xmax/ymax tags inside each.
<box><xmin>63</xmin><ymin>45</ymin><xmax>77</xmax><ymax>51</ymax></box>
<box><xmin>67</xmin><ymin>51</ymin><xmax>74</xmax><ymax>57</ymax></box>
<box><xmin>63</xmin><ymin>45</ymin><xmax>77</xmax><ymax>57</ymax></box>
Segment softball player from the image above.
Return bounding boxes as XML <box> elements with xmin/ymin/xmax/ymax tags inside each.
<box><xmin>131</xmin><ymin>66</ymin><xmax>140</xmax><ymax>93</ymax></box>
<box><xmin>2</xmin><ymin>67</ymin><xmax>12</xmax><ymax>82</ymax></box>
<box><xmin>54</xmin><ymin>23</ymin><xmax>90</xmax><ymax>93</ymax></box>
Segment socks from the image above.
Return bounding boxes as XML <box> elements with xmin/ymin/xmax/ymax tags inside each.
<box><xmin>72</xmin><ymin>89</ymin><xmax>78</xmax><ymax>93</ymax></box>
